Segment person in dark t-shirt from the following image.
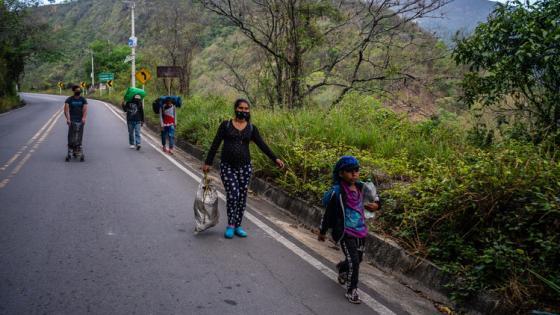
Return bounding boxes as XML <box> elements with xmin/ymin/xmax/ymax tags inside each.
<box><xmin>203</xmin><ymin>98</ymin><xmax>284</xmax><ymax>239</ymax></box>
<box><xmin>64</xmin><ymin>85</ymin><xmax>88</xmax><ymax>154</ymax></box>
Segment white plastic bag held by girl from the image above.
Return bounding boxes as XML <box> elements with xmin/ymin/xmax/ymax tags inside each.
<box><xmin>193</xmin><ymin>174</ymin><xmax>219</xmax><ymax>233</ymax></box>
<box><xmin>363</xmin><ymin>181</ymin><xmax>379</xmax><ymax>220</ymax></box>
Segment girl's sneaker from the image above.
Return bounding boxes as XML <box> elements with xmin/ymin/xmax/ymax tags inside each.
<box><xmin>224</xmin><ymin>226</ymin><xmax>235</xmax><ymax>239</ymax></box>
<box><xmin>168</xmin><ymin>148</ymin><xmax>174</xmax><ymax>155</ymax></box>
<box><xmin>345</xmin><ymin>289</ymin><xmax>361</xmax><ymax>304</ymax></box>
<box><xmin>162</xmin><ymin>146</ymin><xmax>168</xmax><ymax>153</ymax></box>
<box><xmin>234</xmin><ymin>226</ymin><xmax>247</xmax><ymax>237</ymax></box>
<box><xmin>129</xmin><ymin>145</ymin><xmax>136</xmax><ymax>149</ymax></box>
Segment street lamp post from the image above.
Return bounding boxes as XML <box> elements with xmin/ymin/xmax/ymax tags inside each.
<box><xmin>90</xmin><ymin>50</ymin><xmax>95</xmax><ymax>93</ymax></box>
<box><xmin>84</xmin><ymin>49</ymin><xmax>95</xmax><ymax>95</ymax></box>
<box><xmin>125</xmin><ymin>0</ymin><xmax>137</xmax><ymax>88</ymax></box>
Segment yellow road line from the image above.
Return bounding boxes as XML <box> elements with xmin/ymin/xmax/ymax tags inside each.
<box><xmin>0</xmin><ymin>110</ymin><xmax>62</xmax><ymax>189</ymax></box>
<box><xmin>0</xmin><ymin>109</ymin><xmax>62</xmax><ymax>173</ymax></box>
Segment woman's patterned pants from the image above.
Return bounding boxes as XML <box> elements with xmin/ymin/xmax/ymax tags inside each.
<box><xmin>220</xmin><ymin>162</ymin><xmax>253</xmax><ymax>227</ymax></box>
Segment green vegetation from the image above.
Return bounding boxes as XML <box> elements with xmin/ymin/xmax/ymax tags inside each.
<box><xmin>455</xmin><ymin>0</ymin><xmax>560</xmax><ymax>146</ymax></box>
<box><xmin>0</xmin><ymin>0</ymin><xmax>59</xmax><ymax>110</ymax></box>
<box><xmin>0</xmin><ymin>94</ymin><xmax>23</xmax><ymax>113</ymax></box>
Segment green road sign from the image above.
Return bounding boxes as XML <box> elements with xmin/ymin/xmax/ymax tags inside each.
<box><xmin>98</xmin><ymin>72</ymin><xmax>114</xmax><ymax>82</ymax></box>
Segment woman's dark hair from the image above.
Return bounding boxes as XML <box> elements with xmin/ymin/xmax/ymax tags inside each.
<box><xmin>234</xmin><ymin>98</ymin><xmax>250</xmax><ymax>110</ymax></box>
<box><xmin>72</xmin><ymin>85</ymin><xmax>81</xmax><ymax>91</ymax></box>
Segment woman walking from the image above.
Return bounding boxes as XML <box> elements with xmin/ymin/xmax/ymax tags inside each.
<box><xmin>203</xmin><ymin>99</ymin><xmax>284</xmax><ymax>239</ymax></box>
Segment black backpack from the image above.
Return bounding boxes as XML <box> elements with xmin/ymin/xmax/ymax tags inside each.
<box><xmin>152</xmin><ymin>96</ymin><xmax>182</xmax><ymax>114</ymax></box>
<box><xmin>152</xmin><ymin>99</ymin><xmax>161</xmax><ymax>114</ymax></box>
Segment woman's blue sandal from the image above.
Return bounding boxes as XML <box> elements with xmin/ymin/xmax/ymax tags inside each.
<box><xmin>224</xmin><ymin>226</ymin><xmax>235</xmax><ymax>239</ymax></box>
<box><xmin>234</xmin><ymin>227</ymin><xmax>248</xmax><ymax>237</ymax></box>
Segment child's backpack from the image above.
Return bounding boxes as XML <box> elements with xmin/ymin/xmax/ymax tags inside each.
<box><xmin>164</xmin><ymin>96</ymin><xmax>182</xmax><ymax>108</ymax></box>
<box><xmin>152</xmin><ymin>96</ymin><xmax>183</xmax><ymax>114</ymax></box>
<box><xmin>152</xmin><ymin>99</ymin><xmax>161</xmax><ymax>114</ymax></box>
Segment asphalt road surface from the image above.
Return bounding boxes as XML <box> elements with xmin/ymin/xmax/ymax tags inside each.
<box><xmin>0</xmin><ymin>93</ymin><xmax>438</xmax><ymax>315</ymax></box>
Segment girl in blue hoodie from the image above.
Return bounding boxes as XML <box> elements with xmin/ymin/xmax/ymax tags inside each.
<box><xmin>318</xmin><ymin>156</ymin><xmax>380</xmax><ymax>304</ymax></box>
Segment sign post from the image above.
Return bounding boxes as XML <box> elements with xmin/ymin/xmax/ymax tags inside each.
<box><xmin>98</xmin><ymin>73</ymin><xmax>114</xmax><ymax>96</ymax></box>
<box><xmin>156</xmin><ymin>66</ymin><xmax>182</xmax><ymax>95</ymax></box>
<box><xmin>135</xmin><ymin>68</ymin><xmax>151</xmax><ymax>85</ymax></box>
<box><xmin>135</xmin><ymin>68</ymin><xmax>151</xmax><ymax>109</ymax></box>
<box><xmin>57</xmin><ymin>82</ymin><xmax>64</xmax><ymax>95</ymax></box>
<box><xmin>107</xmin><ymin>80</ymin><xmax>114</xmax><ymax>94</ymax></box>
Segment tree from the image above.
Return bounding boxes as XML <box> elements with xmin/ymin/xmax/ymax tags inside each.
<box><xmin>0</xmin><ymin>0</ymin><xmax>59</xmax><ymax>97</ymax></box>
<box><xmin>199</xmin><ymin>0</ymin><xmax>449</xmax><ymax>108</ymax></box>
<box><xmin>152</xmin><ymin>1</ymin><xmax>204</xmax><ymax>96</ymax></box>
<box><xmin>85</xmin><ymin>40</ymin><xmax>131</xmax><ymax>83</ymax></box>
<box><xmin>454</xmin><ymin>0</ymin><xmax>560</xmax><ymax>145</ymax></box>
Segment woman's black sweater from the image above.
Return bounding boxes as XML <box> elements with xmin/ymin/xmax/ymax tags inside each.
<box><xmin>205</xmin><ymin>120</ymin><xmax>277</xmax><ymax>167</ymax></box>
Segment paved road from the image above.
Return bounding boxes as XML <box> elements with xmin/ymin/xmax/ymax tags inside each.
<box><xmin>0</xmin><ymin>94</ymin><xmax>436</xmax><ymax>315</ymax></box>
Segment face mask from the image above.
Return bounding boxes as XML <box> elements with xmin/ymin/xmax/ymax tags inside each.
<box><xmin>74</xmin><ymin>91</ymin><xmax>81</xmax><ymax>96</ymax></box>
<box><xmin>235</xmin><ymin>111</ymin><xmax>250</xmax><ymax>120</ymax></box>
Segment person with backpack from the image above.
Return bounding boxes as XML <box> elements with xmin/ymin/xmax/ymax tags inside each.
<box><xmin>64</xmin><ymin>85</ymin><xmax>88</xmax><ymax>160</ymax></box>
<box><xmin>160</xmin><ymin>98</ymin><xmax>177</xmax><ymax>154</ymax></box>
<box><xmin>318</xmin><ymin>156</ymin><xmax>381</xmax><ymax>304</ymax></box>
<box><xmin>203</xmin><ymin>99</ymin><xmax>284</xmax><ymax>239</ymax></box>
<box><xmin>121</xmin><ymin>94</ymin><xmax>144</xmax><ymax>150</ymax></box>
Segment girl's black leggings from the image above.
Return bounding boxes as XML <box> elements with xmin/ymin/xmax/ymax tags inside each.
<box><xmin>338</xmin><ymin>235</ymin><xmax>365</xmax><ymax>292</ymax></box>
<box><xmin>220</xmin><ymin>162</ymin><xmax>253</xmax><ymax>227</ymax></box>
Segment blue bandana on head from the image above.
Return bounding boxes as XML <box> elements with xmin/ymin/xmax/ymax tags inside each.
<box><xmin>332</xmin><ymin>156</ymin><xmax>359</xmax><ymax>184</ymax></box>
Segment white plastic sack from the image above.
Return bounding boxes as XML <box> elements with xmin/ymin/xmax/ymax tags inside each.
<box><xmin>193</xmin><ymin>175</ymin><xmax>219</xmax><ymax>233</ymax></box>
<box><xmin>363</xmin><ymin>181</ymin><xmax>379</xmax><ymax>220</ymax></box>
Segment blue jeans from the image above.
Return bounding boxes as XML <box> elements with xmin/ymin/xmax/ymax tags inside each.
<box><xmin>161</xmin><ymin>125</ymin><xmax>175</xmax><ymax>148</ymax></box>
<box><xmin>127</xmin><ymin>121</ymin><xmax>142</xmax><ymax>145</ymax></box>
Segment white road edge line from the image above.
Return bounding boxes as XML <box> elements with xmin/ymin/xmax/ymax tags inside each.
<box><xmin>100</xmin><ymin>100</ymin><xmax>395</xmax><ymax>315</ymax></box>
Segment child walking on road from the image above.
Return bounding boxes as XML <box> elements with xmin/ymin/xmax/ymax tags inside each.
<box><xmin>160</xmin><ymin>98</ymin><xmax>176</xmax><ymax>154</ymax></box>
<box><xmin>318</xmin><ymin>156</ymin><xmax>380</xmax><ymax>304</ymax></box>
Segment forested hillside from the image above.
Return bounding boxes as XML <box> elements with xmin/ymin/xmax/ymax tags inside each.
<box><xmin>24</xmin><ymin>0</ymin><xmax>464</xmax><ymax>116</ymax></box>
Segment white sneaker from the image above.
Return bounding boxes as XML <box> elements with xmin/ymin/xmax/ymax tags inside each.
<box><xmin>129</xmin><ymin>145</ymin><xmax>135</xmax><ymax>149</ymax></box>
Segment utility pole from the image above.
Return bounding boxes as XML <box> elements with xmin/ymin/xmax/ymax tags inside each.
<box><xmin>90</xmin><ymin>50</ymin><xmax>95</xmax><ymax>90</ymax></box>
<box><xmin>129</xmin><ymin>0</ymin><xmax>136</xmax><ymax>88</ymax></box>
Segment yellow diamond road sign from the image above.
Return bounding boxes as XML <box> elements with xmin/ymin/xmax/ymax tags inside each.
<box><xmin>136</xmin><ymin>68</ymin><xmax>152</xmax><ymax>85</ymax></box>
<box><xmin>107</xmin><ymin>80</ymin><xmax>113</xmax><ymax>88</ymax></box>
<box><xmin>57</xmin><ymin>82</ymin><xmax>64</xmax><ymax>88</ymax></box>
<box><xmin>80</xmin><ymin>81</ymin><xmax>86</xmax><ymax>88</ymax></box>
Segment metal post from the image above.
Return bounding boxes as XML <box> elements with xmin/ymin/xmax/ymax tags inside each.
<box><xmin>91</xmin><ymin>51</ymin><xmax>95</xmax><ymax>90</ymax></box>
<box><xmin>131</xmin><ymin>1</ymin><xmax>136</xmax><ymax>88</ymax></box>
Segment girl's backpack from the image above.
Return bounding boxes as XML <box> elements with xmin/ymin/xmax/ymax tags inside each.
<box><xmin>152</xmin><ymin>96</ymin><xmax>182</xmax><ymax>114</ymax></box>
